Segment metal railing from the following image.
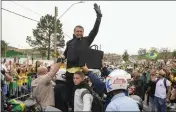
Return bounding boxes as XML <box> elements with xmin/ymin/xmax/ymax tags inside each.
<box><xmin>2</xmin><ymin>74</ymin><xmax>34</xmax><ymax>100</ymax></box>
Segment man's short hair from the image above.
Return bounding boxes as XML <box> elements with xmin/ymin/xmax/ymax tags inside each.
<box><xmin>74</xmin><ymin>71</ymin><xmax>85</xmax><ymax>78</ymax></box>
<box><xmin>37</xmin><ymin>66</ymin><xmax>47</xmax><ymax>75</ymax></box>
<box><xmin>74</xmin><ymin>25</ymin><xmax>84</xmax><ymax>32</ymax></box>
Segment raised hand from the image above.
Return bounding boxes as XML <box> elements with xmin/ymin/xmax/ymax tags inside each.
<box><xmin>82</xmin><ymin>64</ymin><xmax>89</xmax><ymax>73</ymax></box>
<box><xmin>94</xmin><ymin>3</ymin><xmax>102</xmax><ymax>18</ymax></box>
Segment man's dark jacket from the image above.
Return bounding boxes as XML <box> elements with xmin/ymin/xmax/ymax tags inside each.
<box><xmin>54</xmin><ymin>80</ymin><xmax>68</xmax><ymax>112</ymax></box>
<box><xmin>64</xmin><ymin>17</ymin><xmax>101</xmax><ymax>68</ymax></box>
<box><xmin>131</xmin><ymin>77</ymin><xmax>144</xmax><ymax>99</ymax></box>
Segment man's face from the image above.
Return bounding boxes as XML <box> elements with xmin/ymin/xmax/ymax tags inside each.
<box><xmin>73</xmin><ymin>74</ymin><xmax>84</xmax><ymax>85</ymax></box>
<box><xmin>74</xmin><ymin>27</ymin><xmax>84</xmax><ymax>38</ymax></box>
<box><xmin>128</xmin><ymin>86</ymin><xmax>135</xmax><ymax>95</ymax></box>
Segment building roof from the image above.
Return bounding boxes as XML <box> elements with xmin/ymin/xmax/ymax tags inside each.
<box><xmin>7</xmin><ymin>46</ymin><xmax>18</xmax><ymax>50</ymax></box>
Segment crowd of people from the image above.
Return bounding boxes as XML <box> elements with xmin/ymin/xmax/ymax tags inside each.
<box><xmin>1</xmin><ymin>57</ymin><xmax>50</xmax><ymax>111</ymax></box>
<box><xmin>1</xmin><ymin>57</ymin><xmax>176</xmax><ymax>112</ymax></box>
<box><xmin>1</xmin><ymin>3</ymin><xmax>176</xmax><ymax>112</ymax></box>
<box><xmin>1</xmin><ymin>58</ymin><xmax>34</xmax><ymax>98</ymax></box>
<box><xmin>126</xmin><ymin>59</ymin><xmax>176</xmax><ymax>112</ymax></box>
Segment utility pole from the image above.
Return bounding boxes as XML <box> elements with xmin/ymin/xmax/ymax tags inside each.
<box><xmin>54</xmin><ymin>6</ymin><xmax>58</xmax><ymax>62</ymax></box>
<box><xmin>32</xmin><ymin>49</ymin><xmax>34</xmax><ymax>64</ymax></box>
<box><xmin>5</xmin><ymin>45</ymin><xmax>7</xmax><ymax>58</ymax></box>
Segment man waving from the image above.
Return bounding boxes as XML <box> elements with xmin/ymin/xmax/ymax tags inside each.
<box><xmin>63</xmin><ymin>3</ymin><xmax>102</xmax><ymax>110</ymax></box>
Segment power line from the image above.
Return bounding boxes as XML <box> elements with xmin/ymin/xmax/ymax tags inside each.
<box><xmin>63</xmin><ymin>33</ymin><xmax>71</xmax><ymax>39</ymax></box>
<box><xmin>2</xmin><ymin>8</ymin><xmax>72</xmax><ymax>39</ymax></box>
<box><xmin>2</xmin><ymin>8</ymin><xmax>39</xmax><ymax>22</ymax></box>
<box><xmin>9</xmin><ymin>1</ymin><xmax>73</xmax><ymax>39</ymax></box>
<box><xmin>10</xmin><ymin>1</ymin><xmax>42</xmax><ymax>16</ymax></box>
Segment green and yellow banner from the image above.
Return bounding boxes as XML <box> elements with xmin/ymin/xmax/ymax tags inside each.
<box><xmin>144</xmin><ymin>49</ymin><xmax>158</xmax><ymax>60</ymax></box>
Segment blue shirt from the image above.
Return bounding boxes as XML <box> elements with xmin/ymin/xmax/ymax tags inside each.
<box><xmin>105</xmin><ymin>92</ymin><xmax>140</xmax><ymax>112</ymax></box>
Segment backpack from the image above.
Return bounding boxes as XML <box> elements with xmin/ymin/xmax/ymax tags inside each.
<box><xmin>81</xmin><ymin>89</ymin><xmax>104</xmax><ymax>112</ymax></box>
<box><xmin>156</xmin><ymin>78</ymin><xmax>168</xmax><ymax>92</ymax></box>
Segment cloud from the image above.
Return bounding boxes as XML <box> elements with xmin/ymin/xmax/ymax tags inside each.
<box><xmin>2</xmin><ymin>1</ymin><xmax>176</xmax><ymax>55</ymax></box>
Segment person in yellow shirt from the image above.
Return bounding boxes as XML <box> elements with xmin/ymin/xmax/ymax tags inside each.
<box><xmin>17</xmin><ymin>68</ymin><xmax>23</xmax><ymax>97</ymax></box>
<box><xmin>24</xmin><ymin>68</ymin><xmax>28</xmax><ymax>84</ymax></box>
<box><xmin>22</xmin><ymin>68</ymin><xmax>28</xmax><ymax>94</ymax></box>
<box><xmin>26</xmin><ymin>65</ymin><xmax>33</xmax><ymax>93</ymax></box>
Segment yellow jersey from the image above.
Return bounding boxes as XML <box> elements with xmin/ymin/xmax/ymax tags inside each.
<box><xmin>17</xmin><ymin>73</ymin><xmax>23</xmax><ymax>86</ymax></box>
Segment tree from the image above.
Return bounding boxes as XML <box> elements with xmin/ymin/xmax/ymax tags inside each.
<box><xmin>122</xmin><ymin>50</ymin><xmax>129</xmax><ymax>63</ymax></box>
<box><xmin>26</xmin><ymin>14</ymin><xmax>65</xmax><ymax>60</ymax></box>
<box><xmin>150</xmin><ymin>47</ymin><xmax>158</xmax><ymax>53</ymax></box>
<box><xmin>38</xmin><ymin>48</ymin><xmax>46</xmax><ymax>60</ymax></box>
<box><xmin>173</xmin><ymin>50</ymin><xmax>176</xmax><ymax>58</ymax></box>
<box><xmin>1</xmin><ymin>40</ymin><xmax>8</xmax><ymax>57</ymax></box>
<box><xmin>159</xmin><ymin>48</ymin><xmax>170</xmax><ymax>59</ymax></box>
<box><xmin>138</xmin><ymin>48</ymin><xmax>146</xmax><ymax>55</ymax></box>
<box><xmin>159</xmin><ymin>48</ymin><xmax>169</xmax><ymax>53</ymax></box>
<box><xmin>138</xmin><ymin>48</ymin><xmax>142</xmax><ymax>56</ymax></box>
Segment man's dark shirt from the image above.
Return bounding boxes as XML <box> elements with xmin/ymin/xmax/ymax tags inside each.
<box><xmin>147</xmin><ymin>80</ymin><xmax>156</xmax><ymax>97</ymax></box>
<box><xmin>64</xmin><ymin>17</ymin><xmax>101</xmax><ymax>68</ymax></box>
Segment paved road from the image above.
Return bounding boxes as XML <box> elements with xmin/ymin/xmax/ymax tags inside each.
<box><xmin>142</xmin><ymin>102</ymin><xmax>176</xmax><ymax>112</ymax></box>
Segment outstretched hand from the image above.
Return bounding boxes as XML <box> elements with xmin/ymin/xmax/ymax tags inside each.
<box><xmin>94</xmin><ymin>3</ymin><xmax>102</xmax><ymax>17</ymax></box>
<box><xmin>82</xmin><ymin>64</ymin><xmax>89</xmax><ymax>73</ymax></box>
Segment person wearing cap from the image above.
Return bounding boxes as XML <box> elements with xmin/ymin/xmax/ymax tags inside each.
<box><xmin>154</xmin><ymin>69</ymin><xmax>172</xmax><ymax>112</ymax></box>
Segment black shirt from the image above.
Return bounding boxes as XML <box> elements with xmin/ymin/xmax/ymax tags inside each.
<box><xmin>148</xmin><ymin>80</ymin><xmax>156</xmax><ymax>97</ymax></box>
<box><xmin>64</xmin><ymin>17</ymin><xmax>101</xmax><ymax>68</ymax></box>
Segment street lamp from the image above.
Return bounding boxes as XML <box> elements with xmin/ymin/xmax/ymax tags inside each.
<box><xmin>53</xmin><ymin>1</ymin><xmax>84</xmax><ymax>62</ymax></box>
<box><xmin>5</xmin><ymin>45</ymin><xmax>7</xmax><ymax>58</ymax></box>
<box><xmin>58</xmin><ymin>1</ymin><xmax>84</xmax><ymax>41</ymax></box>
<box><xmin>59</xmin><ymin>1</ymin><xmax>85</xmax><ymax>20</ymax></box>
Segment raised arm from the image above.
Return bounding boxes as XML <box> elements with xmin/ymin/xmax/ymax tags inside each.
<box><xmin>48</xmin><ymin>63</ymin><xmax>61</xmax><ymax>78</ymax></box>
<box><xmin>82</xmin><ymin>64</ymin><xmax>106</xmax><ymax>94</ymax></box>
<box><xmin>42</xmin><ymin>63</ymin><xmax>61</xmax><ymax>84</ymax></box>
<box><xmin>87</xmin><ymin>3</ymin><xmax>102</xmax><ymax>46</ymax></box>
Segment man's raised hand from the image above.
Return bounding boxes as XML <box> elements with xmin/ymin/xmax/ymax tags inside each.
<box><xmin>82</xmin><ymin>64</ymin><xmax>89</xmax><ymax>73</ymax></box>
<box><xmin>94</xmin><ymin>3</ymin><xmax>102</xmax><ymax>18</ymax></box>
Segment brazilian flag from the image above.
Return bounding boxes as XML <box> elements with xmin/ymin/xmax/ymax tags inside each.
<box><xmin>145</xmin><ymin>51</ymin><xmax>158</xmax><ymax>60</ymax></box>
<box><xmin>8</xmin><ymin>99</ymin><xmax>25</xmax><ymax>111</ymax></box>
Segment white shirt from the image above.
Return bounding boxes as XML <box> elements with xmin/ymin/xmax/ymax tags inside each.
<box><xmin>74</xmin><ymin>88</ymin><xmax>93</xmax><ymax>111</ymax></box>
<box><xmin>1</xmin><ymin>64</ymin><xmax>7</xmax><ymax>72</ymax></box>
<box><xmin>155</xmin><ymin>78</ymin><xmax>171</xmax><ymax>98</ymax></box>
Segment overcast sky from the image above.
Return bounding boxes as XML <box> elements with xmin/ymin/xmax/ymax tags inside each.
<box><xmin>2</xmin><ymin>1</ymin><xmax>176</xmax><ymax>55</ymax></box>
